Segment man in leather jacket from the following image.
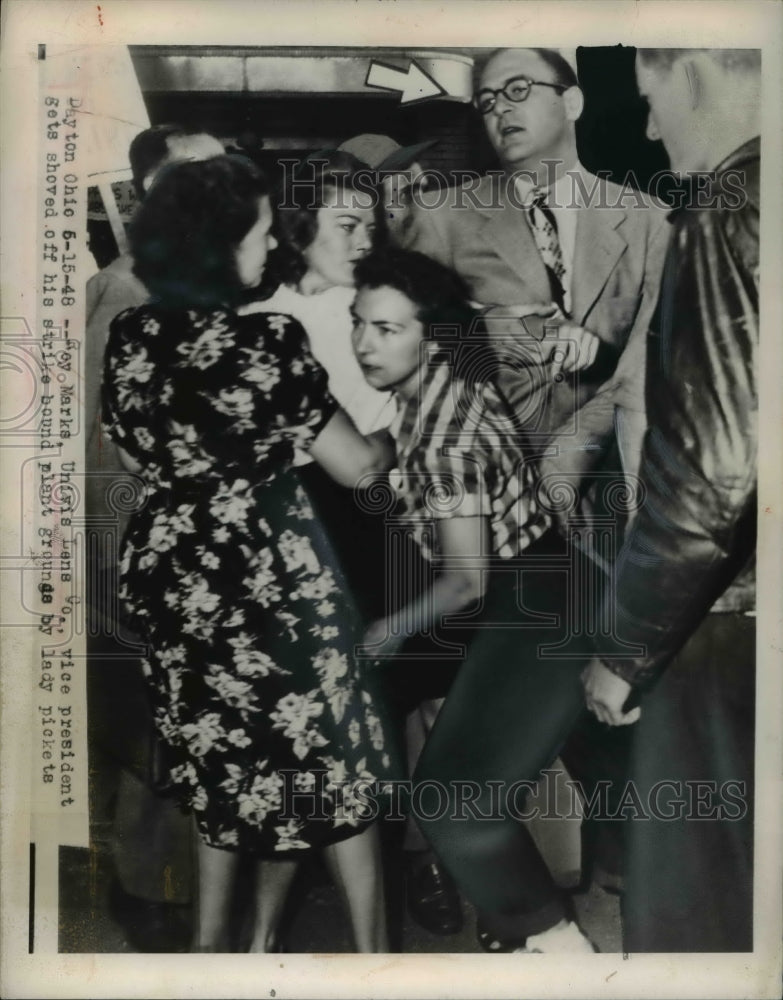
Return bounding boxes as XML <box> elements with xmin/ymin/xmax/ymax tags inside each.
<box><xmin>581</xmin><ymin>48</ymin><xmax>761</xmax><ymax>951</ymax></box>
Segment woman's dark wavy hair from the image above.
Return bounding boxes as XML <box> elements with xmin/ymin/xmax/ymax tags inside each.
<box><xmin>129</xmin><ymin>154</ymin><xmax>270</xmax><ymax>308</ymax></box>
<box><xmin>353</xmin><ymin>248</ymin><xmax>493</xmax><ymax>382</ymax></box>
<box><xmin>260</xmin><ymin>150</ymin><xmax>387</xmax><ymax>294</ymax></box>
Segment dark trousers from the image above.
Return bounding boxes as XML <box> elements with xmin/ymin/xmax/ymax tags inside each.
<box><xmin>622</xmin><ymin>612</ymin><xmax>755</xmax><ymax>952</ymax></box>
<box><xmin>411</xmin><ymin>533</ymin><xmax>628</xmax><ymax>939</ymax></box>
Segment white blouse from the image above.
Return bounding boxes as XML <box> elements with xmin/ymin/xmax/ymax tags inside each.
<box><xmin>241</xmin><ymin>283</ymin><xmax>395</xmax><ymax>436</ymax></box>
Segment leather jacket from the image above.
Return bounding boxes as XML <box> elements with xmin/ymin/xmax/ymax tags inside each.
<box><xmin>595</xmin><ymin>138</ymin><xmax>759</xmax><ymax>687</ymax></box>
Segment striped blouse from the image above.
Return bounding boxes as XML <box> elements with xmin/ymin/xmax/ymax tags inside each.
<box><xmin>388</xmin><ymin>357</ymin><xmax>551</xmax><ymax>561</ymax></box>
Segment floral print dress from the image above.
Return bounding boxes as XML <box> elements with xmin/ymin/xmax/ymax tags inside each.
<box><xmin>103</xmin><ymin>305</ymin><xmax>392</xmax><ymax>855</ymax></box>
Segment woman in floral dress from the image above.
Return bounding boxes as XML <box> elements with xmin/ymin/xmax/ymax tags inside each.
<box><xmin>102</xmin><ymin>155</ymin><xmax>394</xmax><ymax>952</ymax></box>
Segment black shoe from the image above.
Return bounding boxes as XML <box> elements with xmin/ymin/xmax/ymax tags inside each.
<box><xmin>476</xmin><ymin>917</ymin><xmax>525</xmax><ymax>953</ymax></box>
<box><xmin>406</xmin><ymin>858</ymin><xmax>463</xmax><ymax>936</ymax></box>
<box><xmin>108</xmin><ymin>878</ymin><xmax>191</xmax><ymax>953</ymax></box>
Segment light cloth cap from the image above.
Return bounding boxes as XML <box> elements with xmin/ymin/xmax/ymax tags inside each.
<box><xmin>337</xmin><ymin>133</ymin><xmax>438</xmax><ymax>172</ymax></box>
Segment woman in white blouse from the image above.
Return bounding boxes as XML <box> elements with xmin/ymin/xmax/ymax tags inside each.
<box><xmin>243</xmin><ymin>153</ymin><xmax>394</xmax><ymax>436</ymax></box>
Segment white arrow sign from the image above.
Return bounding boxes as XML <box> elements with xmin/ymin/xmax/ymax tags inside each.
<box><xmin>365</xmin><ymin>60</ymin><xmax>446</xmax><ymax>105</ymax></box>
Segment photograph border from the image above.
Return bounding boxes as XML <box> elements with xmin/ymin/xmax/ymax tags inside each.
<box><xmin>1</xmin><ymin>2</ymin><xmax>781</xmax><ymax>997</ymax></box>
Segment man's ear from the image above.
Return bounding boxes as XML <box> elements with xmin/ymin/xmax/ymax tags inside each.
<box><xmin>683</xmin><ymin>59</ymin><xmax>701</xmax><ymax>109</ymax></box>
<box><xmin>563</xmin><ymin>85</ymin><xmax>584</xmax><ymax>122</ymax></box>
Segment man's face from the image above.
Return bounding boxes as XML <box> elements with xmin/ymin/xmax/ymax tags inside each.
<box><xmin>635</xmin><ymin>57</ymin><xmax>700</xmax><ymax>174</ymax></box>
<box><xmin>478</xmin><ymin>49</ymin><xmax>574</xmax><ymax>170</ymax></box>
<box><xmin>380</xmin><ymin>162</ymin><xmax>426</xmax><ymax>243</ymax></box>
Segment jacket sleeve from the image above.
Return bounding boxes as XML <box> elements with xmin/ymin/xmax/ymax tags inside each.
<box><xmin>594</xmin><ymin>198</ymin><xmax>759</xmax><ymax>686</ymax></box>
<box><xmin>85</xmin><ymin>264</ymin><xmax>148</xmax><ymax>470</ymax></box>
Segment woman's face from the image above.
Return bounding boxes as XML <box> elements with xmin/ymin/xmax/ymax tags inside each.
<box><xmin>235</xmin><ymin>196</ymin><xmax>277</xmax><ymax>288</ymax></box>
<box><xmin>351</xmin><ymin>284</ymin><xmax>425</xmax><ymax>396</ymax></box>
<box><xmin>302</xmin><ymin>186</ymin><xmax>377</xmax><ymax>289</ymax></box>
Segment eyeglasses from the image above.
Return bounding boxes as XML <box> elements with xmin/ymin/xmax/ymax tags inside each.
<box><xmin>473</xmin><ymin>75</ymin><xmax>568</xmax><ymax>115</ymax></box>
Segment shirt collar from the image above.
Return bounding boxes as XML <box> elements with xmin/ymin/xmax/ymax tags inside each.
<box><xmin>665</xmin><ymin>137</ymin><xmax>760</xmax><ymax>222</ymax></box>
<box><xmin>513</xmin><ymin>161</ymin><xmax>584</xmax><ymax>209</ymax></box>
<box><xmin>388</xmin><ymin>397</ymin><xmax>404</xmax><ymax>441</ymax></box>
<box><xmin>389</xmin><ymin>357</ymin><xmax>451</xmax><ymax>442</ymax></box>
<box><xmin>713</xmin><ymin>136</ymin><xmax>760</xmax><ymax>175</ymax></box>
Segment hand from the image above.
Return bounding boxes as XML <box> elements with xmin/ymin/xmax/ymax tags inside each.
<box><xmin>546</xmin><ymin>322</ymin><xmax>601</xmax><ymax>374</ymax></box>
<box><xmin>483</xmin><ymin>302</ymin><xmax>559</xmax><ymax>344</ymax></box>
<box><xmin>483</xmin><ymin>303</ymin><xmax>561</xmax><ymax>371</ymax></box>
<box><xmin>581</xmin><ymin>658</ymin><xmax>641</xmax><ymax>726</ymax></box>
<box><xmin>483</xmin><ymin>302</ymin><xmax>560</xmax><ymax>324</ymax></box>
<box><xmin>360</xmin><ymin>618</ymin><xmax>405</xmax><ymax>659</ymax></box>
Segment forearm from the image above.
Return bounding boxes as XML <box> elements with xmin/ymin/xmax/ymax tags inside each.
<box><xmin>540</xmin><ymin>388</ymin><xmax>616</xmax><ymax>484</ymax></box>
<box><xmin>363</xmin><ymin>514</ymin><xmax>490</xmax><ymax>655</ymax></box>
<box><xmin>310</xmin><ymin>411</ymin><xmax>394</xmax><ymax>488</ymax></box>
<box><xmin>364</xmin><ymin>430</ymin><xmax>395</xmax><ymax>464</ymax></box>
<box><xmin>387</xmin><ymin>566</ymin><xmax>486</xmax><ymax>639</ymax></box>
<box><xmin>349</xmin><ymin>431</ymin><xmax>395</xmax><ymax>486</ymax></box>
<box><xmin>597</xmin><ymin>472</ymin><xmax>755</xmax><ymax>686</ymax></box>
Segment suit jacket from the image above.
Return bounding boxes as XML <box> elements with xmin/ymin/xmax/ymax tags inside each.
<box><xmin>404</xmin><ymin>170</ymin><xmax>670</xmax><ymax>490</ymax></box>
<box><xmin>85</xmin><ymin>253</ymin><xmax>148</xmax><ymax>561</ymax></box>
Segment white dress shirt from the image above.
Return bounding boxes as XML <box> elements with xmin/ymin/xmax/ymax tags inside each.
<box><xmin>514</xmin><ymin>163</ymin><xmax>585</xmax><ymax>309</ymax></box>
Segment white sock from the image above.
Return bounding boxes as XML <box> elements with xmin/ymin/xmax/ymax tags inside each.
<box><xmin>523</xmin><ymin>920</ymin><xmax>595</xmax><ymax>954</ymax></box>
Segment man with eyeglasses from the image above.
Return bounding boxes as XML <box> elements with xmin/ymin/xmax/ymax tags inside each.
<box><xmin>400</xmin><ymin>48</ymin><xmax>670</xmax><ymax>953</ymax></box>
<box><xmin>405</xmin><ymin>47</ymin><xmax>668</xmax><ymax>496</ymax></box>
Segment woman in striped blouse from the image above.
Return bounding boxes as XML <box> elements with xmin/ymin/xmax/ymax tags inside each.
<box><xmin>351</xmin><ymin>247</ymin><xmax>602</xmax><ymax>954</ymax></box>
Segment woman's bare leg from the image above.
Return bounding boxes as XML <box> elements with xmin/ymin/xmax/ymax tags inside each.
<box><xmin>323</xmin><ymin>824</ymin><xmax>388</xmax><ymax>952</ymax></box>
<box><xmin>248</xmin><ymin>859</ymin><xmax>300</xmax><ymax>953</ymax></box>
<box><xmin>191</xmin><ymin>823</ymin><xmax>240</xmax><ymax>952</ymax></box>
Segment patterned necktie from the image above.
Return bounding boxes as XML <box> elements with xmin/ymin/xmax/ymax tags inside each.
<box><xmin>526</xmin><ymin>186</ymin><xmax>570</xmax><ymax>317</ymax></box>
